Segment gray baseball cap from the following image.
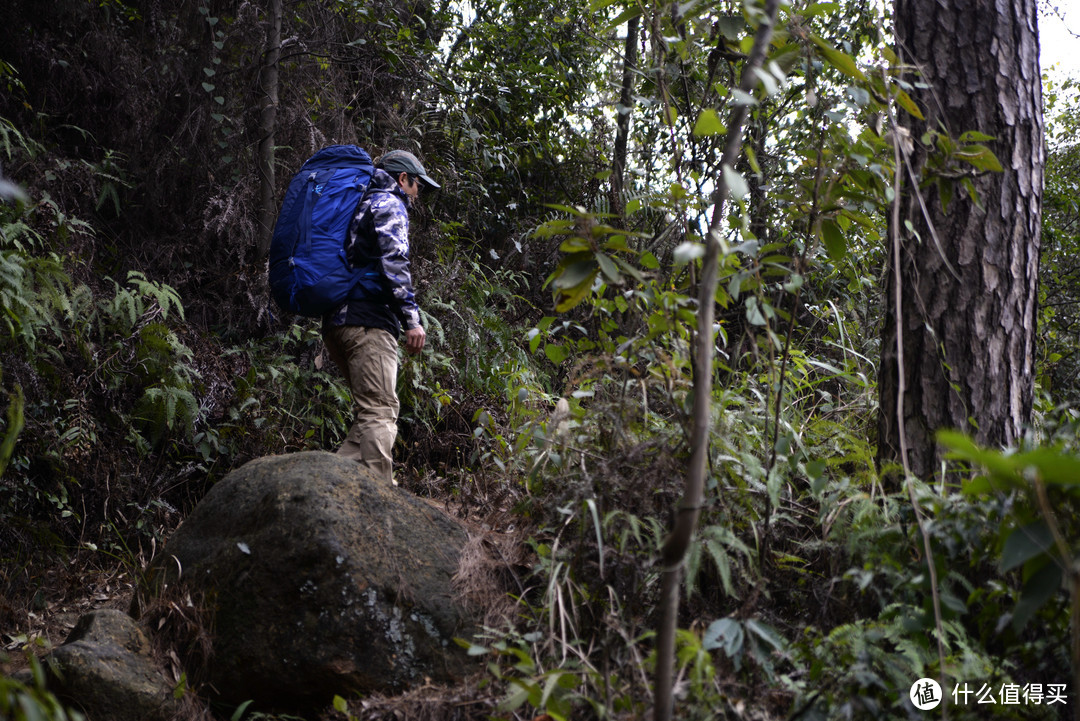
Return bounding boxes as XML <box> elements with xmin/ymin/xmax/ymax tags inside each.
<box><xmin>378</xmin><ymin>150</ymin><xmax>440</xmax><ymax>189</ymax></box>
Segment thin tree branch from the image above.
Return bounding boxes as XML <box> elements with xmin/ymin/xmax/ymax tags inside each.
<box><xmin>653</xmin><ymin>2</ymin><xmax>781</xmax><ymax>719</ymax></box>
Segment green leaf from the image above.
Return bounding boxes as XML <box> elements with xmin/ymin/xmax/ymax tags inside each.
<box><xmin>940</xmin><ymin>589</ymin><xmax>967</xmax><ymax>613</ymax></box>
<box><xmin>528</xmin><ymin>328</ymin><xmax>543</xmax><ymax>354</ymax></box>
<box><xmin>716</xmin><ymin>15</ymin><xmax>744</xmax><ymax>41</ymax></box>
<box><xmin>603</xmin><ymin>234</ymin><xmax>629</xmax><ymax>251</ymax></box>
<box><xmin>230</xmin><ymin>700</ymin><xmax>254</xmax><ymax>721</ymax></box>
<box><xmin>799</xmin><ymin>2</ymin><xmax>839</xmax><ymax>18</ymax></box>
<box><xmin>745</xmin><ymin>296</ymin><xmax>767</xmax><ymax>326</ymax></box>
<box><xmin>894</xmin><ymin>88</ymin><xmax>924</xmax><ymax>120</ymax></box>
<box><xmin>938</xmin><ymin>430</ymin><xmax>1022</xmax><ymax>488</ymax></box>
<box><xmin>1012</xmin><ymin>561</ymin><xmax>1062</xmax><ymax>632</ymax></box>
<box><xmin>465</xmin><ymin>642</ymin><xmax>490</xmax><ymax>656</ymax></box>
<box><xmin>173</xmin><ymin>672</ymin><xmax>188</xmax><ymax>700</ymax></box>
<box><xmin>745</xmin><ymin>618</ymin><xmax>786</xmax><ymax>650</ymax></box>
<box><xmin>551</xmin><ymin>256</ymin><xmax>597</xmax><ymax>290</ymax></box>
<box><xmin>602</xmin><ymin>4</ymin><xmax>644</xmax><ymax>33</ymax></box>
<box><xmin>810</xmin><ymin>35</ymin><xmax>865</xmax><ymax>80</ymax></box>
<box><xmin>703</xmin><ymin>617</ymin><xmax>744</xmax><ymax>657</ymax></box>
<box><xmin>539</xmin><ymin>671</ymin><xmax>573</xmax><ymax>718</ymax></box>
<box><xmin>1013</xmin><ymin>447</ymin><xmax>1080</xmax><ymax>486</ymax></box>
<box><xmin>961</xmin><ymin>176</ymin><xmax>981</xmax><ymax>209</ymax></box>
<box><xmin>544</xmin><ymin>343</ymin><xmax>569</xmax><ymax>364</ymax></box>
<box><xmin>612</xmin><ymin>254</ymin><xmax>645</xmax><ymax>283</ymax></box>
<box><xmin>1001</xmin><ymin>522</ymin><xmax>1054</xmax><ymax>572</ymax></box>
<box><xmin>552</xmin><ymin>255</ymin><xmax>604</xmax><ymax>310</ymax></box>
<box><xmin>692</xmin><ymin>108</ymin><xmax>726</xmax><ymax>137</ymax></box>
<box><xmin>533</xmin><ymin>218</ymin><xmax>576</xmax><ymax>238</ymax></box>
<box><xmin>937</xmin><ymin>177</ymin><xmax>954</xmax><ymax>213</ymax></box>
<box><xmin>818</xmin><ymin>218</ymin><xmax>846</xmax><ymax>261</ymax></box>
<box><xmin>595</xmin><ymin>252</ymin><xmax>624</xmax><ymax>284</ymax></box>
<box><xmin>498</xmin><ymin>680</ymin><xmax>534</xmax><ymax>712</ymax></box>
<box><xmin>955</xmin><ymin>144</ymin><xmax>1003</xmax><ymax>172</ymax></box>
<box><xmin>806</xmin><ymin>459</ymin><xmax>827</xmax><ymax>481</ymax></box>
<box><xmin>753</xmin><ymin>66</ymin><xmax>779</xmax><ymax>95</ymax></box>
<box><xmin>559</xmin><ymin>235</ymin><xmax>591</xmax><ymax>253</ymax></box>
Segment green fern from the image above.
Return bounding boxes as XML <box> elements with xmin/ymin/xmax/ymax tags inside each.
<box><xmin>135</xmin><ymin>384</ymin><xmax>200</xmax><ymax>446</ymax></box>
<box><xmin>126</xmin><ymin>270</ymin><xmax>185</xmax><ymax>322</ymax></box>
<box><xmin>0</xmin><ymin>251</ymin><xmax>68</xmax><ymax>351</ymax></box>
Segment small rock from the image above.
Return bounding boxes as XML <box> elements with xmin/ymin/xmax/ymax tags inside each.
<box><xmin>48</xmin><ymin>609</ymin><xmax>179</xmax><ymax>721</ymax></box>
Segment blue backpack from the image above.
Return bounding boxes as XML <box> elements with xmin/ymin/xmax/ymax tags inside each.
<box><xmin>268</xmin><ymin>145</ymin><xmax>375</xmax><ymax>317</ymax></box>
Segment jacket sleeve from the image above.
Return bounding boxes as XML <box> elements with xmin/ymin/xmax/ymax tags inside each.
<box><xmin>368</xmin><ymin>194</ymin><xmax>422</xmax><ymax>330</ymax></box>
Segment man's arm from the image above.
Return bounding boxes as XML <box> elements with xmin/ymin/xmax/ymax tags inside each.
<box><xmin>370</xmin><ymin>195</ymin><xmax>425</xmax><ymax>353</ymax></box>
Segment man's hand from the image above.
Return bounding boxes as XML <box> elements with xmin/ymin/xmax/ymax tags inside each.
<box><xmin>404</xmin><ymin>326</ymin><xmax>426</xmax><ymax>355</ymax></box>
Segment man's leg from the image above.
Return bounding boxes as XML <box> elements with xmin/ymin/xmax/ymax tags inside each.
<box><xmin>323</xmin><ymin>325</ymin><xmax>400</xmax><ymax>484</ymax></box>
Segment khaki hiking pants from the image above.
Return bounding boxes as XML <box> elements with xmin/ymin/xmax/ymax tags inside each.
<box><xmin>323</xmin><ymin>325</ymin><xmax>399</xmax><ymax>485</ymax></box>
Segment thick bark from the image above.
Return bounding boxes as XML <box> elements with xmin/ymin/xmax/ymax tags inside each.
<box><xmin>255</xmin><ymin>0</ymin><xmax>282</xmax><ymax>259</ymax></box>
<box><xmin>879</xmin><ymin>0</ymin><xmax>1043</xmax><ymax>478</ymax></box>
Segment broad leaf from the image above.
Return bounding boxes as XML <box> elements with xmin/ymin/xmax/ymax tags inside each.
<box><xmin>1012</xmin><ymin>561</ymin><xmax>1063</xmax><ymax>633</ymax></box>
<box><xmin>1001</xmin><ymin>521</ymin><xmax>1054</xmax><ymax>572</ymax></box>
<box><xmin>895</xmin><ymin>88</ymin><xmax>924</xmax><ymax>120</ymax></box>
<box><xmin>818</xmin><ymin>218</ymin><xmax>846</xmax><ymax>261</ymax></box>
<box><xmin>692</xmin><ymin>108</ymin><xmax>726</xmax><ymax>136</ymax></box>
<box><xmin>703</xmin><ymin>617</ymin><xmax>744</xmax><ymax>657</ymax></box>
<box><xmin>810</xmin><ymin>36</ymin><xmax>865</xmax><ymax>81</ymax></box>
<box><xmin>956</xmin><ymin>144</ymin><xmax>1003</xmax><ymax>172</ymax></box>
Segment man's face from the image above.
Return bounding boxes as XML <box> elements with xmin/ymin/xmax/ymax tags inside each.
<box><xmin>396</xmin><ymin>172</ymin><xmax>421</xmax><ymax>204</ymax></box>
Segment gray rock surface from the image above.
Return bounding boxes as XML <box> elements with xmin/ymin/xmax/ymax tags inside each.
<box><xmin>48</xmin><ymin>608</ymin><xmax>179</xmax><ymax>721</ymax></box>
<box><xmin>149</xmin><ymin>451</ymin><xmax>477</xmax><ymax>709</ymax></box>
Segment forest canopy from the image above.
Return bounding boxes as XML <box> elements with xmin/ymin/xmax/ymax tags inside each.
<box><xmin>2</xmin><ymin>0</ymin><xmax>1080</xmax><ymax>719</ymax></box>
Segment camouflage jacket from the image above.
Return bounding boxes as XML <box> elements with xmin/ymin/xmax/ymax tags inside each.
<box><xmin>325</xmin><ymin>168</ymin><xmax>421</xmax><ymax>336</ymax></box>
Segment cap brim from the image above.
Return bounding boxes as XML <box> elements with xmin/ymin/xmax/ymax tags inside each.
<box><xmin>418</xmin><ymin>174</ymin><xmax>440</xmax><ymax>190</ymax></box>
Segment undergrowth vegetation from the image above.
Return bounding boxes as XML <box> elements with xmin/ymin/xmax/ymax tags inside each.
<box><xmin>1</xmin><ymin>0</ymin><xmax>1079</xmax><ymax>720</ymax></box>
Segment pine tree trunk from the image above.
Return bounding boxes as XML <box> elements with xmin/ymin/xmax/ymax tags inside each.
<box><xmin>878</xmin><ymin>0</ymin><xmax>1044</xmax><ymax>478</ymax></box>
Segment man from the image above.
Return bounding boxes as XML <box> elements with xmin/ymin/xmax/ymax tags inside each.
<box><xmin>323</xmin><ymin>149</ymin><xmax>439</xmax><ymax>484</ymax></box>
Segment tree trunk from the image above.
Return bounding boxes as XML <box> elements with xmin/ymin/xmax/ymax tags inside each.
<box><xmin>878</xmin><ymin>0</ymin><xmax>1043</xmax><ymax>479</ymax></box>
<box><xmin>611</xmin><ymin>14</ymin><xmax>639</xmax><ymax>211</ymax></box>
<box><xmin>255</xmin><ymin>0</ymin><xmax>282</xmax><ymax>259</ymax></box>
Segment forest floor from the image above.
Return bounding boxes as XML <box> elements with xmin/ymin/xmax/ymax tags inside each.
<box><xmin>1</xmin><ymin>561</ymin><xmax>137</xmax><ymax>676</ymax></box>
<box><xmin>1</xmin><ymin>463</ymin><xmax>524</xmax><ymax>720</ymax></box>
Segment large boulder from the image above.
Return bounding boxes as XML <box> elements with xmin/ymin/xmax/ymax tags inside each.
<box><xmin>146</xmin><ymin>451</ymin><xmax>478</xmax><ymax>709</ymax></box>
<box><xmin>48</xmin><ymin>609</ymin><xmax>179</xmax><ymax>721</ymax></box>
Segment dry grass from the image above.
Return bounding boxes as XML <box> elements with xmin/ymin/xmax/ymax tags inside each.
<box><xmin>452</xmin><ymin>527</ymin><xmax>530</xmax><ymax>631</ymax></box>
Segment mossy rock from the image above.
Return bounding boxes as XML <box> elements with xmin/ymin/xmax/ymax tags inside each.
<box><xmin>148</xmin><ymin>451</ymin><xmax>477</xmax><ymax>710</ymax></box>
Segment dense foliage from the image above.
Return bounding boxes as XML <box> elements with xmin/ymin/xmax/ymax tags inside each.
<box><xmin>1</xmin><ymin>0</ymin><xmax>1078</xmax><ymax>719</ymax></box>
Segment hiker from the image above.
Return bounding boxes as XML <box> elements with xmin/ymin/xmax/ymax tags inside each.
<box><xmin>322</xmin><ymin>150</ymin><xmax>440</xmax><ymax>485</ymax></box>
